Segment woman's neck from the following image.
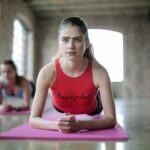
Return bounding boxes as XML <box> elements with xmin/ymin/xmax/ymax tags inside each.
<box><xmin>60</xmin><ymin>57</ymin><xmax>88</xmax><ymax>77</ymax></box>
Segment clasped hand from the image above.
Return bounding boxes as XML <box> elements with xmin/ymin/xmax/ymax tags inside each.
<box><xmin>57</xmin><ymin>113</ymin><xmax>79</xmax><ymax>133</ymax></box>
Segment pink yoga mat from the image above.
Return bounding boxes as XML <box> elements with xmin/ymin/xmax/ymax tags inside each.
<box><xmin>0</xmin><ymin>104</ymin><xmax>50</xmax><ymax>115</ymax></box>
<box><xmin>0</xmin><ymin>113</ymin><xmax>128</xmax><ymax>141</ymax></box>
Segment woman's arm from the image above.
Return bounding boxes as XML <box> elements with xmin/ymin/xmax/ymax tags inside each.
<box><xmin>29</xmin><ymin>62</ymin><xmax>58</xmax><ymax>130</ymax></box>
<box><xmin>92</xmin><ymin>61</ymin><xmax>117</xmax><ymax>128</ymax></box>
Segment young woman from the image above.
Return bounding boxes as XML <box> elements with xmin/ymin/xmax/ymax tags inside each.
<box><xmin>29</xmin><ymin>17</ymin><xmax>116</xmax><ymax>133</ymax></box>
<box><xmin>0</xmin><ymin>60</ymin><xmax>35</xmax><ymax>111</ymax></box>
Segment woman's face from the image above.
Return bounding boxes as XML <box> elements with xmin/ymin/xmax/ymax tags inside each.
<box><xmin>58</xmin><ymin>25</ymin><xmax>88</xmax><ymax>60</ymax></box>
<box><xmin>0</xmin><ymin>64</ymin><xmax>16</xmax><ymax>82</ymax></box>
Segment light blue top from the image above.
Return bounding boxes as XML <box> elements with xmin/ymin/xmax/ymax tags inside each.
<box><xmin>1</xmin><ymin>81</ymin><xmax>23</xmax><ymax>98</ymax></box>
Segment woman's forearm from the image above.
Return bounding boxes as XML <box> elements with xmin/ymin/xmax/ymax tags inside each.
<box><xmin>29</xmin><ymin>116</ymin><xmax>116</xmax><ymax>132</ymax></box>
<box><xmin>78</xmin><ymin>117</ymin><xmax>116</xmax><ymax>131</ymax></box>
<box><xmin>14</xmin><ymin>105</ymin><xmax>29</xmax><ymax>111</ymax></box>
<box><xmin>29</xmin><ymin>117</ymin><xmax>58</xmax><ymax>130</ymax></box>
<box><xmin>15</xmin><ymin>98</ymin><xmax>30</xmax><ymax>111</ymax></box>
<box><xmin>9</xmin><ymin>102</ymin><xmax>30</xmax><ymax>111</ymax></box>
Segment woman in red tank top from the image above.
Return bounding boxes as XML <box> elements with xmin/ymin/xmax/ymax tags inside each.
<box><xmin>30</xmin><ymin>17</ymin><xmax>116</xmax><ymax>133</ymax></box>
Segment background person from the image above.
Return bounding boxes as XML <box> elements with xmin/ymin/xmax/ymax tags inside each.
<box><xmin>0</xmin><ymin>59</ymin><xmax>35</xmax><ymax>111</ymax></box>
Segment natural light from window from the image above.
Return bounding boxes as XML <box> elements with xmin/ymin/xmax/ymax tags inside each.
<box><xmin>12</xmin><ymin>19</ymin><xmax>28</xmax><ymax>76</ymax></box>
<box><xmin>88</xmin><ymin>29</ymin><xmax>124</xmax><ymax>82</ymax></box>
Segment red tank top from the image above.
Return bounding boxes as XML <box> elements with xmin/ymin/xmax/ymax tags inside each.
<box><xmin>51</xmin><ymin>58</ymin><xmax>98</xmax><ymax>114</ymax></box>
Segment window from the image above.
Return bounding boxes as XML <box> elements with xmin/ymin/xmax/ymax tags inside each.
<box><xmin>88</xmin><ymin>29</ymin><xmax>124</xmax><ymax>82</ymax></box>
<box><xmin>12</xmin><ymin>19</ymin><xmax>29</xmax><ymax>76</ymax></box>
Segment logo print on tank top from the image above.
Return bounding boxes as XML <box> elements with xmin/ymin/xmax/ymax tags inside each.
<box><xmin>58</xmin><ymin>92</ymin><xmax>90</xmax><ymax>102</ymax></box>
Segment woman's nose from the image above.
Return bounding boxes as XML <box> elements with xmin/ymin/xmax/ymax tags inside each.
<box><xmin>68</xmin><ymin>40</ymin><xmax>74</xmax><ymax>49</ymax></box>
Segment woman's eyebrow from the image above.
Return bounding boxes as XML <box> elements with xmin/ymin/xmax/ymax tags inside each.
<box><xmin>61</xmin><ymin>36</ymin><xmax>70</xmax><ymax>39</ymax></box>
<box><xmin>73</xmin><ymin>36</ymin><xmax>83</xmax><ymax>39</ymax></box>
<box><xmin>61</xmin><ymin>36</ymin><xmax>83</xmax><ymax>38</ymax></box>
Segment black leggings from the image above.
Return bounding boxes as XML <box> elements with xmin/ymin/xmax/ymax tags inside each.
<box><xmin>53</xmin><ymin>91</ymin><xmax>103</xmax><ymax>115</ymax></box>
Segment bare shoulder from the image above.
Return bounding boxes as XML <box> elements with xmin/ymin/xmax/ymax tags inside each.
<box><xmin>92</xmin><ymin>59</ymin><xmax>108</xmax><ymax>76</ymax></box>
<box><xmin>39</xmin><ymin>60</ymin><xmax>55</xmax><ymax>75</ymax></box>
<box><xmin>37</xmin><ymin>60</ymin><xmax>56</xmax><ymax>87</ymax></box>
<box><xmin>92</xmin><ymin>59</ymin><xmax>110</xmax><ymax>87</ymax></box>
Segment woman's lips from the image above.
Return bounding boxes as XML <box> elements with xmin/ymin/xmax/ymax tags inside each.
<box><xmin>66</xmin><ymin>52</ymin><xmax>77</xmax><ymax>56</ymax></box>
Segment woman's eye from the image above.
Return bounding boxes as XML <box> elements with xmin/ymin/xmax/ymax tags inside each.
<box><xmin>62</xmin><ymin>38</ymin><xmax>68</xmax><ymax>42</ymax></box>
<box><xmin>75</xmin><ymin>38</ymin><xmax>81</xmax><ymax>42</ymax></box>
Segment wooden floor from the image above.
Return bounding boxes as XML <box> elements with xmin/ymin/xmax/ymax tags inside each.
<box><xmin>0</xmin><ymin>98</ymin><xmax>150</xmax><ymax>150</ymax></box>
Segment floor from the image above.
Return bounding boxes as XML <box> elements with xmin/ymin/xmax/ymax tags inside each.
<box><xmin>0</xmin><ymin>98</ymin><xmax>150</xmax><ymax>150</ymax></box>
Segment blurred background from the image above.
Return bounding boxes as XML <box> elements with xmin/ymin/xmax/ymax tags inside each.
<box><xmin>0</xmin><ymin>0</ymin><xmax>150</xmax><ymax>100</ymax></box>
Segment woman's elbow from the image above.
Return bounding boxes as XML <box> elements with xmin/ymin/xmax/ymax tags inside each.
<box><xmin>29</xmin><ymin>116</ymin><xmax>41</xmax><ymax>128</ymax></box>
<box><xmin>29</xmin><ymin>116</ymin><xmax>34</xmax><ymax>127</ymax></box>
<box><xmin>110</xmin><ymin>118</ymin><xmax>117</xmax><ymax>128</ymax></box>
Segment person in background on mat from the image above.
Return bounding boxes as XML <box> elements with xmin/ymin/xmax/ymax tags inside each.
<box><xmin>29</xmin><ymin>16</ymin><xmax>116</xmax><ymax>133</ymax></box>
<box><xmin>0</xmin><ymin>59</ymin><xmax>35</xmax><ymax>112</ymax></box>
